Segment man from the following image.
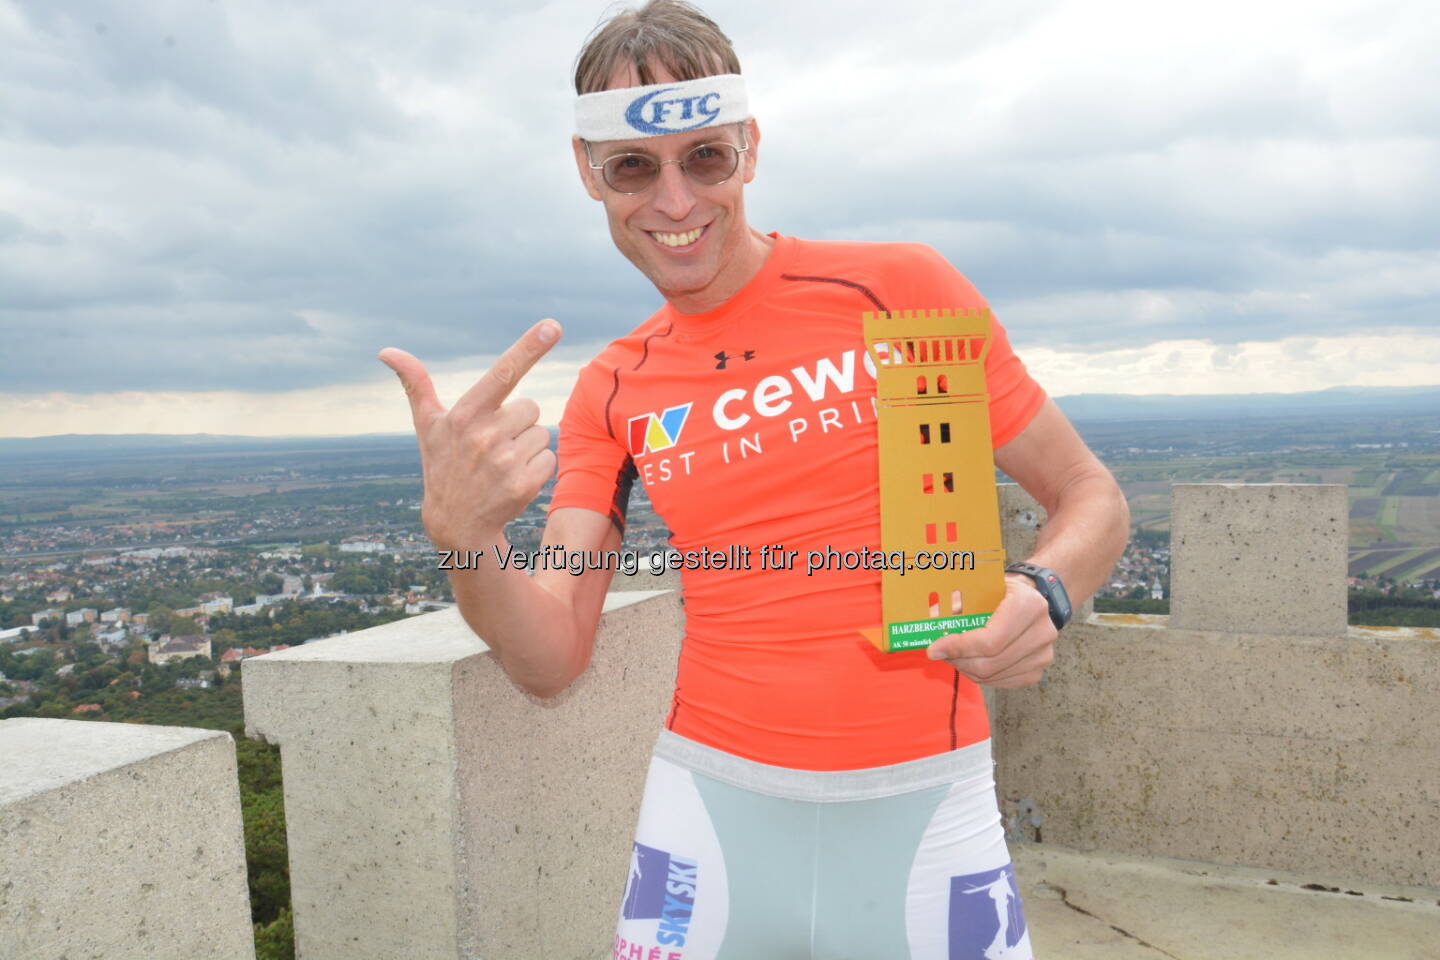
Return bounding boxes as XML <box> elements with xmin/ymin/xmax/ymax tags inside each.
<box><xmin>381</xmin><ymin>2</ymin><xmax>1128</xmax><ymax>957</ymax></box>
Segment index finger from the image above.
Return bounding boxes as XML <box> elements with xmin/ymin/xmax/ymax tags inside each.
<box><xmin>453</xmin><ymin>318</ymin><xmax>562</xmax><ymax>418</ymax></box>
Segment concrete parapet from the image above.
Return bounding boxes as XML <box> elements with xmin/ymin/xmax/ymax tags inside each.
<box><xmin>990</xmin><ymin>618</ymin><xmax>1439</xmax><ymax>887</ymax></box>
<box><xmin>1170</xmin><ymin>483</ymin><xmax>1347</xmax><ymax>636</ymax></box>
<box><xmin>242</xmin><ymin>589</ymin><xmax>681</xmax><ymax>960</ymax></box>
<box><xmin>234</xmin><ymin>480</ymin><xmax>1434</xmax><ymax>959</ymax></box>
<box><xmin>0</xmin><ymin>718</ymin><xmax>255</xmax><ymax>960</ymax></box>
<box><xmin>996</xmin><ymin>483</ymin><xmax>1434</xmax><ymax>892</ymax></box>
<box><xmin>989</xmin><ymin>484</ymin><xmax>1438</xmax><ymax>888</ymax></box>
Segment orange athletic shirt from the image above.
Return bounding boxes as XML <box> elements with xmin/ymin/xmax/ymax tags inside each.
<box><xmin>550</xmin><ymin>233</ymin><xmax>1046</xmax><ymax>770</ymax></box>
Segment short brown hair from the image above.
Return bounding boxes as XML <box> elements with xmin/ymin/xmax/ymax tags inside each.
<box><xmin>573</xmin><ymin>1</ymin><xmax>741</xmax><ymax>95</ymax></box>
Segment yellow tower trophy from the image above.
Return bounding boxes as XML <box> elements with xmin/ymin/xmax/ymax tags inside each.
<box><xmin>860</xmin><ymin>308</ymin><xmax>1006</xmax><ymax>652</ymax></box>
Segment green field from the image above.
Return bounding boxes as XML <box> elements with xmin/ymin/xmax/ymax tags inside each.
<box><xmin>1097</xmin><ymin>439</ymin><xmax>1439</xmax><ymax>583</ymax></box>
<box><xmin>1366</xmin><ymin>547</ymin><xmax>1429</xmax><ymax>577</ymax></box>
<box><xmin>1377</xmin><ymin>497</ymin><xmax>1400</xmax><ymax>542</ymax></box>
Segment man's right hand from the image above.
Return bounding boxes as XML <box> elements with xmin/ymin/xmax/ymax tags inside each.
<box><xmin>378</xmin><ymin>318</ymin><xmax>562</xmax><ymax>552</ymax></box>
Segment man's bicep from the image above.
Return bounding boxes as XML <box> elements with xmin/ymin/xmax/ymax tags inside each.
<box><xmin>993</xmin><ymin>398</ymin><xmax>1107</xmax><ymax>513</ymax></box>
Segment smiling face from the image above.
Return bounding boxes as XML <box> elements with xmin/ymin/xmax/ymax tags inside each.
<box><xmin>572</xmin><ymin>63</ymin><xmax>771</xmax><ymax>314</ymax></box>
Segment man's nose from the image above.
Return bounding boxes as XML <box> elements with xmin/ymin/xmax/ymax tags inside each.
<box><xmin>650</xmin><ymin>159</ymin><xmax>697</xmax><ymax>221</ymax></box>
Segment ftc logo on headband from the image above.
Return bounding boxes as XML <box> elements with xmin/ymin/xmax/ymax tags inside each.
<box><xmin>625</xmin><ymin>87</ymin><xmax>722</xmax><ymax>135</ymax></box>
<box><xmin>576</xmin><ymin>74</ymin><xmax>747</xmax><ymax>142</ymax></box>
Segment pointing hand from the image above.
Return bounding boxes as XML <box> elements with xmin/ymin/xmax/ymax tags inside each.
<box><xmin>379</xmin><ymin>319</ymin><xmax>562</xmax><ymax>551</ymax></box>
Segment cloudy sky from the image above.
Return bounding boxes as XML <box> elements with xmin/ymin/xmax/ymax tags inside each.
<box><xmin>2</xmin><ymin>0</ymin><xmax>1436</xmax><ymax>437</ymax></box>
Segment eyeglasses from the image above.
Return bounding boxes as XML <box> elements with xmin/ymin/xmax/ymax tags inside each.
<box><xmin>585</xmin><ymin>130</ymin><xmax>749</xmax><ymax>195</ymax></box>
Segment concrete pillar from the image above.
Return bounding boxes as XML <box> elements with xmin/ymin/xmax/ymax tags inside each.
<box><xmin>0</xmin><ymin>719</ymin><xmax>255</xmax><ymax>960</ymax></box>
<box><xmin>242</xmin><ymin>590</ymin><xmax>681</xmax><ymax>960</ymax></box>
<box><xmin>1170</xmin><ymin>483</ymin><xmax>1347</xmax><ymax>636</ymax></box>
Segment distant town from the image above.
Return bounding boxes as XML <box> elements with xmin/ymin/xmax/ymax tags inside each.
<box><xmin>2</xmin><ymin>396</ymin><xmax>1438</xmax><ymax>720</ymax></box>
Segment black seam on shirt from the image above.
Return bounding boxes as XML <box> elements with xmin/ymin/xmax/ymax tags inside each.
<box><xmin>636</xmin><ymin>320</ymin><xmax>675</xmax><ymax>371</ymax></box>
<box><xmin>608</xmin><ymin>456</ymin><xmax>636</xmax><ymax>533</ymax></box>
<box><xmin>780</xmin><ymin>273</ymin><xmax>889</xmax><ymax>313</ymax></box>
<box><xmin>602</xmin><ymin>367</ymin><xmax>622</xmax><ymax>441</ymax></box>
<box><xmin>603</xmin><ymin>321</ymin><xmax>676</xmax><ymax>441</ymax></box>
<box><xmin>950</xmin><ymin>672</ymin><xmax>959</xmax><ymax>751</ymax></box>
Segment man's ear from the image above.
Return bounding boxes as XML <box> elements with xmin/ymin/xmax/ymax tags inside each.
<box><xmin>741</xmin><ymin>118</ymin><xmax>760</xmax><ymax>184</ymax></box>
<box><xmin>572</xmin><ymin>136</ymin><xmax>604</xmax><ymax>201</ymax></box>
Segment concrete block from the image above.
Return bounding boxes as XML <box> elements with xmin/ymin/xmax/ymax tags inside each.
<box><xmin>0</xmin><ymin>718</ymin><xmax>254</xmax><ymax>960</ymax></box>
<box><xmin>243</xmin><ymin>590</ymin><xmax>682</xmax><ymax>960</ymax></box>
<box><xmin>989</xmin><ymin>619</ymin><xmax>1440</xmax><ymax>887</ymax></box>
<box><xmin>1170</xmin><ymin>483</ymin><xmax>1347</xmax><ymax>636</ymax></box>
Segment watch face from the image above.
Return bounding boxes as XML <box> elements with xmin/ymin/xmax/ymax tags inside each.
<box><xmin>1053</xmin><ymin>590</ymin><xmax>1072</xmax><ymax>626</ymax></box>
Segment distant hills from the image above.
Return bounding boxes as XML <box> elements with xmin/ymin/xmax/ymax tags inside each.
<box><xmin>1053</xmin><ymin>385</ymin><xmax>1440</xmax><ymax>422</ymax></box>
<box><xmin>0</xmin><ymin>433</ymin><xmax>420</xmax><ymax>457</ymax></box>
<box><xmin>0</xmin><ymin>429</ymin><xmax>562</xmax><ymax>461</ymax></box>
<box><xmin>0</xmin><ymin>386</ymin><xmax>1435</xmax><ymax>455</ymax></box>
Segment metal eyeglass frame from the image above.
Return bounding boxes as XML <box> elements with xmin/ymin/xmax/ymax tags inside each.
<box><xmin>583</xmin><ymin>125</ymin><xmax>750</xmax><ymax>195</ymax></box>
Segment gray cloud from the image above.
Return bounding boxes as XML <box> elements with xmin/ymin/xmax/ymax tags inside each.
<box><xmin>1</xmin><ymin>0</ymin><xmax>1436</xmax><ymax>396</ymax></box>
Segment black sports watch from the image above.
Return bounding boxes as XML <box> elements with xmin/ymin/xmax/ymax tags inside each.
<box><xmin>1004</xmin><ymin>562</ymin><xmax>1073</xmax><ymax>631</ymax></box>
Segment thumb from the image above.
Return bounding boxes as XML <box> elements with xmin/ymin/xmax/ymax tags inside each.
<box><xmin>378</xmin><ymin>347</ymin><xmax>444</xmax><ymax>428</ymax></box>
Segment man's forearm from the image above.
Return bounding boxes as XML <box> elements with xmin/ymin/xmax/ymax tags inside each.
<box><xmin>444</xmin><ymin>538</ymin><xmax>589</xmax><ymax>698</ymax></box>
<box><xmin>1021</xmin><ymin>469</ymin><xmax>1130</xmax><ymax>605</ymax></box>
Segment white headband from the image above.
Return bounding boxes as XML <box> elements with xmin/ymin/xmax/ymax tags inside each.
<box><xmin>575</xmin><ymin>74</ymin><xmax>749</xmax><ymax>141</ymax></box>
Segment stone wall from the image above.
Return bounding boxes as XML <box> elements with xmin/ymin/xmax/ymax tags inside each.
<box><xmin>0</xmin><ymin>719</ymin><xmax>255</xmax><ymax>959</ymax></box>
<box><xmin>987</xmin><ymin>483</ymin><xmax>1437</xmax><ymax>887</ymax></box>
<box><xmin>7</xmin><ymin>483</ymin><xmax>1435</xmax><ymax>960</ymax></box>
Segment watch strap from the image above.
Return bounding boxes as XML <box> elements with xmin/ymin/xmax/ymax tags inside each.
<box><xmin>1004</xmin><ymin>561</ymin><xmax>1073</xmax><ymax>630</ymax></box>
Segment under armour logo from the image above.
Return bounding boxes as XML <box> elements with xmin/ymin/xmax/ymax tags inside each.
<box><xmin>714</xmin><ymin>349</ymin><xmax>756</xmax><ymax>370</ymax></box>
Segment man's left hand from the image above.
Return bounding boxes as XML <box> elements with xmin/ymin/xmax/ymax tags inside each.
<box><xmin>925</xmin><ymin>573</ymin><xmax>1056</xmax><ymax>688</ymax></box>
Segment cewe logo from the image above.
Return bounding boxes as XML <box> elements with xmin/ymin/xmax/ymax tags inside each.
<box><xmin>625</xmin><ymin>87</ymin><xmax>722</xmax><ymax>135</ymax></box>
<box><xmin>628</xmin><ymin>403</ymin><xmax>692</xmax><ymax>456</ymax></box>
